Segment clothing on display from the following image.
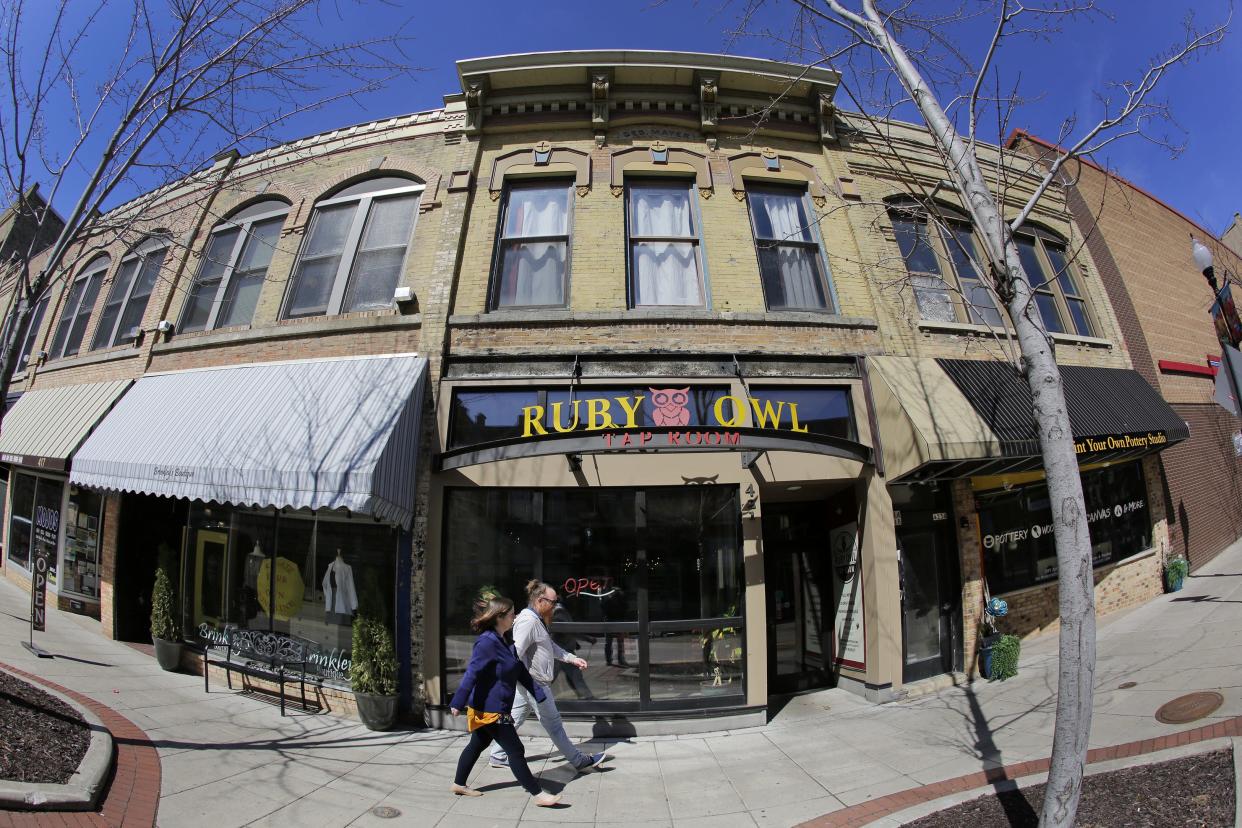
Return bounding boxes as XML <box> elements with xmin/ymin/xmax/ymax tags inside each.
<box><xmin>322</xmin><ymin>551</ymin><xmax>358</xmax><ymax>622</ymax></box>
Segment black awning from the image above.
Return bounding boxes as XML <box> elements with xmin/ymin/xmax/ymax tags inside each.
<box><xmin>936</xmin><ymin>359</ymin><xmax>1189</xmax><ymax>458</ymax></box>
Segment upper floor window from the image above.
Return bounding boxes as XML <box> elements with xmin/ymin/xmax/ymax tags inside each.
<box><xmin>890</xmin><ymin>206</ymin><xmax>1002</xmax><ymax>327</ymax></box>
<box><xmin>181</xmin><ymin>200</ymin><xmax>288</xmax><ymax>333</ymax></box>
<box><xmin>1014</xmin><ymin>232</ymin><xmax>1094</xmax><ymax>337</ymax></box>
<box><xmin>91</xmin><ymin>238</ymin><xmax>167</xmax><ymax>350</ymax></box>
<box><xmin>627</xmin><ymin>180</ymin><xmax>705</xmax><ymax>307</ymax></box>
<box><xmin>283</xmin><ymin>176</ymin><xmax>421</xmax><ymax>319</ymax></box>
<box><xmin>15</xmin><ymin>293</ymin><xmax>49</xmax><ymax>371</ymax></box>
<box><xmin>490</xmin><ymin>181</ymin><xmax>572</xmax><ymax>308</ymax></box>
<box><xmin>746</xmin><ymin>185</ymin><xmax>834</xmax><ymax>312</ymax></box>
<box><xmin>50</xmin><ymin>255</ymin><xmax>109</xmax><ymax>358</ymax></box>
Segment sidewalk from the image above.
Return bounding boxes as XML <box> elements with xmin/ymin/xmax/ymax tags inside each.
<box><xmin>2</xmin><ymin>538</ymin><xmax>1241</xmax><ymax>827</ymax></box>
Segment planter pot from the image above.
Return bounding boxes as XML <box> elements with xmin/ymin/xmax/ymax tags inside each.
<box><xmin>978</xmin><ymin>634</ymin><xmax>1001</xmax><ymax>680</ymax></box>
<box><xmin>355</xmin><ymin>691</ymin><xmax>398</xmax><ymax>731</ymax></box>
<box><xmin>152</xmin><ymin>637</ymin><xmax>183</xmax><ymax>671</ymax></box>
<box><xmin>1167</xmin><ymin>575</ymin><xmax>1185</xmax><ymax>592</ymax></box>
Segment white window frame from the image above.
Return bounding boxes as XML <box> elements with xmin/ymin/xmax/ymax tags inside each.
<box><xmin>181</xmin><ymin>202</ymin><xmax>289</xmax><ymax>332</ymax></box>
<box><xmin>50</xmin><ymin>256</ymin><xmax>109</xmax><ymax>359</ymax></box>
<box><xmin>282</xmin><ymin>178</ymin><xmax>423</xmax><ymax>319</ymax></box>
<box><xmin>91</xmin><ymin>238</ymin><xmax>168</xmax><ymax>350</ymax></box>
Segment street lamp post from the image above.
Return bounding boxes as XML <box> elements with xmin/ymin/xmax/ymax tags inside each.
<box><xmin>1193</xmin><ymin>238</ymin><xmax>1242</xmax><ymax>418</ymax></box>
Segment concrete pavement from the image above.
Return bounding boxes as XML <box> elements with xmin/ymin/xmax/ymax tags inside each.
<box><xmin>2</xmin><ymin>538</ymin><xmax>1241</xmax><ymax>827</ymax></box>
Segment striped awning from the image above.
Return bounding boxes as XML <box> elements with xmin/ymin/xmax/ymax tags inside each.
<box><xmin>869</xmin><ymin>356</ymin><xmax>1187</xmax><ymax>482</ymax></box>
<box><xmin>0</xmin><ymin>380</ymin><xmax>131</xmax><ymax>471</ymax></box>
<box><xmin>70</xmin><ymin>354</ymin><xmax>427</xmax><ymax>528</ymax></box>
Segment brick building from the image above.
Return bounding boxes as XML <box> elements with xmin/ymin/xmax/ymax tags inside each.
<box><xmin>0</xmin><ymin>52</ymin><xmax>1188</xmax><ymax>732</ymax></box>
<box><xmin>1011</xmin><ymin>131</ymin><xmax>1242</xmax><ymax>573</ymax></box>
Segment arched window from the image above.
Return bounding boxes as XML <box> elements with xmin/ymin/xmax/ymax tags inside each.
<box><xmin>91</xmin><ymin>237</ymin><xmax>167</xmax><ymax>350</ymax></box>
<box><xmin>50</xmin><ymin>255</ymin><xmax>110</xmax><ymax>358</ymax></box>
<box><xmin>888</xmin><ymin>201</ymin><xmax>1003</xmax><ymax>327</ymax></box>
<box><xmin>180</xmin><ymin>199</ymin><xmax>289</xmax><ymax>332</ymax></box>
<box><xmin>1013</xmin><ymin>227</ymin><xmax>1095</xmax><ymax>337</ymax></box>
<box><xmin>283</xmin><ymin>176</ymin><xmax>423</xmax><ymax>319</ymax></box>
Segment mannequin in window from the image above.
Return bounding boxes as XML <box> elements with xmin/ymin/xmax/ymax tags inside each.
<box><xmin>323</xmin><ymin>549</ymin><xmax>358</xmax><ymax>624</ymax></box>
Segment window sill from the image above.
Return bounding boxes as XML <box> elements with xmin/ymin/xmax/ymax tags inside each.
<box><xmin>453</xmin><ymin>309</ymin><xmax>879</xmax><ymax>329</ymax></box>
<box><xmin>917</xmin><ymin>319</ymin><xmax>1113</xmax><ymax>349</ymax></box>
<box><xmin>40</xmin><ymin>346</ymin><xmax>143</xmax><ymax>373</ymax></box>
<box><xmin>994</xmin><ymin>546</ymin><xmax>1157</xmax><ymax>600</ymax></box>
<box><xmin>152</xmin><ymin>312</ymin><xmax>422</xmax><ymax>355</ymax></box>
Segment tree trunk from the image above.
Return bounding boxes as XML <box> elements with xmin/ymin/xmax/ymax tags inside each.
<box><xmin>872</xmin><ymin>22</ymin><xmax>1096</xmax><ymax>828</ymax></box>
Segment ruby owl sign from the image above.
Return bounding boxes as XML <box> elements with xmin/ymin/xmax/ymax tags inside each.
<box><xmin>520</xmin><ymin>387</ymin><xmax>816</xmax><ymax>448</ymax></box>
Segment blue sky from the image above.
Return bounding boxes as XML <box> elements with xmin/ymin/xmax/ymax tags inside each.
<box><xmin>28</xmin><ymin>0</ymin><xmax>1241</xmax><ymax>236</ymax></box>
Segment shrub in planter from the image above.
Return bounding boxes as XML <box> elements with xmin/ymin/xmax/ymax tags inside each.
<box><xmin>150</xmin><ymin>565</ymin><xmax>183</xmax><ymax>671</ymax></box>
<box><xmin>988</xmin><ymin>634</ymin><xmax>1021</xmax><ymax>681</ymax></box>
<box><xmin>351</xmin><ymin>615</ymin><xmax>398</xmax><ymax>730</ymax></box>
<box><xmin>1165</xmin><ymin>557</ymin><xmax>1189</xmax><ymax>592</ymax></box>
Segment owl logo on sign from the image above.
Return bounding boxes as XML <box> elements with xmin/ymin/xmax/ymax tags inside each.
<box><xmin>649</xmin><ymin>387</ymin><xmax>690</xmax><ymax>426</ymax></box>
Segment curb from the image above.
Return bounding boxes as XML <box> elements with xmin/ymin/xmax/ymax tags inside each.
<box><xmin>0</xmin><ymin>669</ymin><xmax>114</xmax><ymax>811</ymax></box>
<box><xmin>876</xmin><ymin>736</ymin><xmax>1235</xmax><ymax>827</ymax></box>
<box><xmin>797</xmin><ymin>714</ymin><xmax>1242</xmax><ymax>827</ymax></box>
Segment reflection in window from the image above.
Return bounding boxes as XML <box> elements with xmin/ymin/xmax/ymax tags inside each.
<box><xmin>442</xmin><ymin>486</ymin><xmax>744</xmax><ymax>708</ymax></box>
<box><xmin>50</xmin><ymin>257</ymin><xmax>108</xmax><ymax>358</ymax></box>
<box><xmin>627</xmin><ymin>181</ymin><xmax>704</xmax><ymax>307</ymax></box>
<box><xmin>91</xmin><ymin>242</ymin><xmax>167</xmax><ymax>349</ymax></box>
<box><xmin>980</xmin><ymin>460</ymin><xmax>1150</xmax><ymax>594</ymax></box>
<box><xmin>944</xmin><ymin>225</ymin><xmax>1002</xmax><ymax>327</ymax></box>
<box><xmin>492</xmin><ymin>182</ymin><xmax>571</xmax><ymax>308</ymax></box>
<box><xmin>5</xmin><ymin>472</ymin><xmax>64</xmax><ymax>586</ymax></box>
<box><xmin>747</xmin><ymin>387</ymin><xmax>854</xmax><ymax>439</ymax></box>
<box><xmin>15</xmin><ymin>295</ymin><xmax>49</xmax><ymax>371</ymax></box>
<box><xmin>180</xmin><ymin>201</ymin><xmax>288</xmax><ymax>332</ymax></box>
<box><xmin>892</xmin><ymin>215</ymin><xmax>955</xmax><ymax>323</ymax></box>
<box><xmin>448</xmin><ymin>389</ymin><xmax>540</xmax><ymax>448</ymax></box>
<box><xmin>61</xmin><ymin>487</ymin><xmax>103</xmax><ymax>598</ymax></box>
<box><xmin>746</xmin><ymin>186</ymin><xmax>833</xmax><ymax>311</ymax></box>
<box><xmin>181</xmin><ymin>504</ymin><xmax>398</xmax><ymax>687</ymax></box>
<box><xmin>284</xmin><ymin>177</ymin><xmax>421</xmax><ymax>319</ymax></box>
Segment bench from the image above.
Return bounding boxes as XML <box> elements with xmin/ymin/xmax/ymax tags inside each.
<box><xmin>197</xmin><ymin>628</ymin><xmax>312</xmax><ymax>716</ymax></box>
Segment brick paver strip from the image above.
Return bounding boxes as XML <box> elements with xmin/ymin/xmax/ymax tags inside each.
<box><xmin>0</xmin><ymin>662</ymin><xmax>160</xmax><ymax>827</ymax></box>
<box><xmin>798</xmin><ymin>715</ymin><xmax>1242</xmax><ymax>828</ymax></box>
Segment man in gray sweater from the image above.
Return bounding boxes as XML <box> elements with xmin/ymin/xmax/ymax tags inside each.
<box><xmin>490</xmin><ymin>580</ymin><xmax>608</xmax><ymax>772</ymax></box>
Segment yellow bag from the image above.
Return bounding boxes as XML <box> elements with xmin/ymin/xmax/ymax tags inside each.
<box><xmin>466</xmin><ymin>707</ymin><xmax>501</xmax><ymax>732</ymax></box>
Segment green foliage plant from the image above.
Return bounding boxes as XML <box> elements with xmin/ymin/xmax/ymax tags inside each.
<box><xmin>150</xmin><ymin>565</ymin><xmax>180</xmax><ymax>642</ymax></box>
<box><xmin>350</xmin><ymin>615</ymin><xmax>398</xmax><ymax>696</ymax></box>
<box><xmin>989</xmin><ymin>634</ymin><xmax>1021</xmax><ymax>681</ymax></box>
<box><xmin>1165</xmin><ymin>557</ymin><xmax>1189</xmax><ymax>590</ymax></box>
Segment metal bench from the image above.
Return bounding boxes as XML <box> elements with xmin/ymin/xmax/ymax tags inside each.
<box><xmin>198</xmin><ymin>628</ymin><xmax>312</xmax><ymax>716</ymax></box>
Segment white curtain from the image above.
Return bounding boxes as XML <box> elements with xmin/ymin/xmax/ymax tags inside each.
<box><xmin>631</xmin><ymin>187</ymin><xmax>700</xmax><ymax>306</ymax></box>
<box><xmin>499</xmin><ymin>187</ymin><xmax>568</xmax><ymax>306</ymax></box>
<box><xmin>752</xmin><ymin>192</ymin><xmax>825</xmax><ymax>310</ymax></box>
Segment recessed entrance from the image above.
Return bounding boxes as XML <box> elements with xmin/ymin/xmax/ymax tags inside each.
<box><xmin>762</xmin><ymin>485</ymin><xmax>861</xmax><ymax>695</ymax></box>
<box><xmin>892</xmin><ymin>484</ymin><xmax>962</xmax><ymax>683</ymax></box>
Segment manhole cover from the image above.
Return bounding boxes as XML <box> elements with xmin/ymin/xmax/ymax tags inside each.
<box><xmin>1118</xmin><ymin>681</ymin><xmax>1137</xmax><ymax>689</ymax></box>
<box><xmin>1155</xmin><ymin>691</ymin><xmax>1223</xmax><ymax>724</ymax></box>
<box><xmin>371</xmin><ymin>806</ymin><xmax>402</xmax><ymax>819</ymax></box>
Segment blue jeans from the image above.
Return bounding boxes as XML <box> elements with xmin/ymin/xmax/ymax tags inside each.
<box><xmin>490</xmin><ymin>684</ymin><xmax>589</xmax><ymax>769</ymax></box>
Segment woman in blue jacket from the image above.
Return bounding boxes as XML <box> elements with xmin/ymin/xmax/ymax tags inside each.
<box><xmin>449</xmin><ymin>595</ymin><xmax>561</xmax><ymax>807</ymax></box>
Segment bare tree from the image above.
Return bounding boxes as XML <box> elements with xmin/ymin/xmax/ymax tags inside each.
<box><xmin>736</xmin><ymin>2</ymin><xmax>1228</xmax><ymax>825</ymax></box>
<box><xmin>0</xmin><ymin>0</ymin><xmax>410</xmax><ymax>420</ymax></box>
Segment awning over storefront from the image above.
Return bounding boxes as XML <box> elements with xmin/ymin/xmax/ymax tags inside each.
<box><xmin>70</xmin><ymin>354</ymin><xmax>428</xmax><ymax>528</ymax></box>
<box><xmin>0</xmin><ymin>380</ymin><xmax>131</xmax><ymax>471</ymax></box>
<box><xmin>869</xmin><ymin>356</ymin><xmax>1188</xmax><ymax>482</ymax></box>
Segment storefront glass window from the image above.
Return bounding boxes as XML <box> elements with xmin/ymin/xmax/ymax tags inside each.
<box><xmin>61</xmin><ymin>487</ymin><xmax>104</xmax><ymax>598</ymax></box>
<box><xmin>979</xmin><ymin>461</ymin><xmax>1151</xmax><ymax>594</ymax></box>
<box><xmin>748</xmin><ymin>387</ymin><xmax>854</xmax><ymax>439</ymax></box>
<box><xmin>183</xmin><ymin>504</ymin><xmax>398</xmax><ymax>687</ymax></box>
<box><xmin>6</xmin><ymin>472</ymin><xmax>64</xmax><ymax>585</ymax></box>
<box><xmin>449</xmin><ymin>390</ymin><xmax>540</xmax><ymax>447</ymax></box>
<box><xmin>443</xmin><ymin>485</ymin><xmax>745</xmax><ymax>710</ymax></box>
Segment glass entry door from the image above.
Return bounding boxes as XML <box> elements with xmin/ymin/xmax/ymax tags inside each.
<box><xmin>763</xmin><ymin>500</ymin><xmax>835</xmax><ymax>694</ymax></box>
<box><xmin>896</xmin><ymin>497</ymin><xmax>961</xmax><ymax>683</ymax></box>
